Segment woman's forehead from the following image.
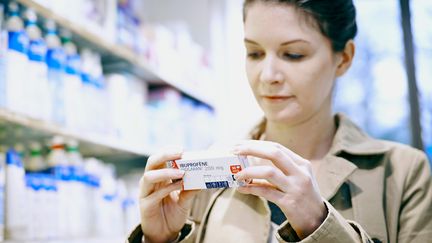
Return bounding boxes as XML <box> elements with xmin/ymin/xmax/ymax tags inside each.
<box><xmin>244</xmin><ymin>2</ymin><xmax>322</xmax><ymax>44</ymax></box>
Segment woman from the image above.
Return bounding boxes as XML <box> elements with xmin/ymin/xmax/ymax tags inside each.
<box><xmin>128</xmin><ymin>0</ymin><xmax>432</xmax><ymax>242</ymax></box>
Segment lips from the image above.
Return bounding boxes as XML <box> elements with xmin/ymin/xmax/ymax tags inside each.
<box><xmin>262</xmin><ymin>95</ymin><xmax>294</xmax><ymax>101</ymax></box>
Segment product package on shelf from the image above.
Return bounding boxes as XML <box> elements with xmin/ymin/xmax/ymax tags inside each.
<box><xmin>5</xmin><ymin>146</ymin><xmax>28</xmax><ymax>240</ymax></box>
<box><xmin>117</xmin><ymin>0</ymin><xmax>140</xmax><ymax>50</ymax></box>
<box><xmin>0</xmin><ymin>146</ymin><xmax>5</xmax><ymax>241</ymax></box>
<box><xmin>0</xmin><ymin>3</ymin><xmax>7</xmax><ymax>108</ymax></box>
<box><xmin>3</xmin><ymin>2</ymin><xmax>30</xmax><ymax>114</ymax></box>
<box><xmin>62</xmin><ymin>30</ymin><xmax>83</xmax><ymax>131</ymax></box>
<box><xmin>25</xmin><ymin>8</ymin><xmax>50</xmax><ymax>121</ymax></box>
<box><xmin>106</xmin><ymin>73</ymin><xmax>148</xmax><ymax>146</ymax></box>
<box><xmin>146</xmin><ymin>87</ymin><xmax>216</xmax><ymax>151</ymax></box>
<box><xmin>80</xmin><ymin>49</ymin><xmax>112</xmax><ymax>136</ymax></box>
<box><xmin>139</xmin><ymin>24</ymin><xmax>214</xmax><ymax>100</ymax></box>
<box><xmin>44</xmin><ymin>0</ymin><xmax>118</xmax><ymax>43</ymax></box>
<box><xmin>45</xmin><ymin>20</ymin><xmax>66</xmax><ymax>125</ymax></box>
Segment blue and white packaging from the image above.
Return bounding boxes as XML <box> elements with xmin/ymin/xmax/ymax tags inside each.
<box><xmin>0</xmin><ymin>3</ymin><xmax>7</xmax><ymax>108</ymax></box>
<box><xmin>5</xmin><ymin>148</ymin><xmax>28</xmax><ymax>240</ymax></box>
<box><xmin>0</xmin><ymin>147</ymin><xmax>6</xmax><ymax>241</ymax></box>
<box><xmin>26</xmin><ymin>10</ymin><xmax>49</xmax><ymax>120</ymax></box>
<box><xmin>45</xmin><ymin>20</ymin><xmax>66</xmax><ymax>124</ymax></box>
<box><xmin>5</xmin><ymin>2</ymin><xmax>29</xmax><ymax>114</ymax></box>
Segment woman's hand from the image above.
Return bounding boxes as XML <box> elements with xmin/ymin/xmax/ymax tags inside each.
<box><xmin>139</xmin><ymin>150</ymin><xmax>199</xmax><ymax>243</ymax></box>
<box><xmin>233</xmin><ymin>140</ymin><xmax>327</xmax><ymax>239</ymax></box>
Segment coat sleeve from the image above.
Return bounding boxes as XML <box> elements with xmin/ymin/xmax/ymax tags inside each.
<box><xmin>275</xmin><ymin>200</ymin><xmax>373</xmax><ymax>243</ymax></box>
<box><xmin>397</xmin><ymin>151</ymin><xmax>432</xmax><ymax>242</ymax></box>
<box><xmin>126</xmin><ymin>190</ymin><xmax>216</xmax><ymax>243</ymax></box>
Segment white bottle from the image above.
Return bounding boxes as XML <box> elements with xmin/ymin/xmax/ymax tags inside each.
<box><xmin>5</xmin><ymin>147</ymin><xmax>28</xmax><ymax>240</ymax></box>
<box><xmin>42</xmin><ymin>175</ymin><xmax>59</xmax><ymax>240</ymax></box>
<box><xmin>25</xmin><ymin>142</ymin><xmax>46</xmax><ymax>172</ymax></box>
<box><xmin>24</xmin><ymin>174</ymin><xmax>37</xmax><ymax>240</ymax></box>
<box><xmin>48</xmin><ymin>176</ymin><xmax>60</xmax><ymax>239</ymax></box>
<box><xmin>0</xmin><ymin>3</ymin><xmax>7</xmax><ymax>108</ymax></box>
<box><xmin>65</xmin><ymin>139</ymin><xmax>84</xmax><ymax>237</ymax></box>
<box><xmin>5</xmin><ymin>2</ymin><xmax>29</xmax><ymax>114</ymax></box>
<box><xmin>46</xmin><ymin>136</ymin><xmax>71</xmax><ymax>238</ymax></box>
<box><xmin>62</xmin><ymin>30</ymin><xmax>82</xmax><ymax>131</ymax></box>
<box><xmin>91</xmin><ymin>53</ymin><xmax>109</xmax><ymax>134</ymax></box>
<box><xmin>0</xmin><ymin>146</ymin><xmax>7</xmax><ymax>241</ymax></box>
<box><xmin>79</xmin><ymin>49</ymin><xmax>95</xmax><ymax>132</ymax></box>
<box><xmin>46</xmin><ymin>136</ymin><xmax>68</xmax><ymax>168</ymax></box>
<box><xmin>84</xmin><ymin>158</ymin><xmax>104</xmax><ymax>237</ymax></box>
<box><xmin>24</xmin><ymin>174</ymin><xmax>34</xmax><ymax>240</ymax></box>
<box><xmin>45</xmin><ymin>20</ymin><xmax>65</xmax><ymax>125</ymax></box>
<box><xmin>25</xmin><ymin>9</ymin><xmax>49</xmax><ymax>120</ymax></box>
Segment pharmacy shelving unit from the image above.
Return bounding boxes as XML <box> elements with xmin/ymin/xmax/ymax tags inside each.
<box><xmin>1</xmin><ymin>0</ymin><xmax>216</xmax><ymax>157</ymax></box>
<box><xmin>15</xmin><ymin>0</ymin><xmax>215</xmax><ymax>108</ymax></box>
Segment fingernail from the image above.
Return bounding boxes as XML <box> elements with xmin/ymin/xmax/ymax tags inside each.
<box><xmin>231</xmin><ymin>147</ymin><xmax>241</xmax><ymax>155</ymax></box>
<box><xmin>175</xmin><ymin>170</ymin><xmax>185</xmax><ymax>177</ymax></box>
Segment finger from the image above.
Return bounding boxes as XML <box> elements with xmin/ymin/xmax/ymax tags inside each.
<box><xmin>235</xmin><ymin>140</ymin><xmax>308</xmax><ymax>163</ymax></box>
<box><xmin>146</xmin><ymin>180</ymin><xmax>183</xmax><ymax>203</ymax></box>
<box><xmin>178</xmin><ymin>190</ymin><xmax>200</xmax><ymax>208</ymax></box>
<box><xmin>233</xmin><ymin>140</ymin><xmax>301</xmax><ymax>174</ymax></box>
<box><xmin>140</xmin><ymin>169</ymin><xmax>185</xmax><ymax>197</ymax></box>
<box><xmin>245</xmin><ymin>178</ymin><xmax>276</xmax><ymax>189</ymax></box>
<box><xmin>237</xmin><ymin>183</ymin><xmax>284</xmax><ymax>204</ymax></box>
<box><xmin>235</xmin><ymin>166</ymin><xmax>289</xmax><ymax>192</ymax></box>
<box><xmin>145</xmin><ymin>150</ymin><xmax>183</xmax><ymax>172</ymax></box>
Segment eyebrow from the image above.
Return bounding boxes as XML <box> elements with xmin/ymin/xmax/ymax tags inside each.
<box><xmin>244</xmin><ymin>38</ymin><xmax>310</xmax><ymax>46</ymax></box>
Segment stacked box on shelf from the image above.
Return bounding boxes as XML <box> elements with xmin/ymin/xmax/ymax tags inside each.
<box><xmin>146</xmin><ymin>87</ymin><xmax>216</xmax><ymax>151</ymax></box>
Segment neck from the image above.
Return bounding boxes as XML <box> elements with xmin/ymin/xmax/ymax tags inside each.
<box><xmin>265</xmin><ymin>107</ymin><xmax>336</xmax><ymax>161</ymax></box>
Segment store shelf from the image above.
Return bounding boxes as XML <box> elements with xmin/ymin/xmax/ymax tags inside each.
<box><xmin>16</xmin><ymin>0</ymin><xmax>215</xmax><ymax>107</ymax></box>
<box><xmin>0</xmin><ymin>108</ymin><xmax>152</xmax><ymax>159</ymax></box>
<box><xmin>3</xmin><ymin>237</ymin><xmax>124</xmax><ymax>243</ymax></box>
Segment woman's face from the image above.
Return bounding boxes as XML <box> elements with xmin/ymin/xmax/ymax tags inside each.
<box><xmin>244</xmin><ymin>3</ymin><xmax>344</xmax><ymax>125</ymax></box>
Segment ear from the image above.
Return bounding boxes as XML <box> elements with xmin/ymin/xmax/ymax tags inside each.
<box><xmin>335</xmin><ymin>40</ymin><xmax>355</xmax><ymax>77</ymax></box>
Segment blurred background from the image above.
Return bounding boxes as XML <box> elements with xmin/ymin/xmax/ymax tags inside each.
<box><xmin>0</xmin><ymin>0</ymin><xmax>430</xmax><ymax>242</ymax></box>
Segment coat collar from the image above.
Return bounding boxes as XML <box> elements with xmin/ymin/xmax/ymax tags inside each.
<box><xmin>317</xmin><ymin>113</ymin><xmax>390</xmax><ymax>200</ymax></box>
<box><xmin>329</xmin><ymin>113</ymin><xmax>391</xmax><ymax>156</ymax></box>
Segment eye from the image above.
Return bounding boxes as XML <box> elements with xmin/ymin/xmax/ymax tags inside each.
<box><xmin>247</xmin><ymin>51</ymin><xmax>264</xmax><ymax>60</ymax></box>
<box><xmin>282</xmin><ymin>53</ymin><xmax>304</xmax><ymax>61</ymax></box>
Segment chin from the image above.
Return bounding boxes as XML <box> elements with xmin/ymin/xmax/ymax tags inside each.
<box><xmin>264</xmin><ymin>110</ymin><xmax>303</xmax><ymax>125</ymax></box>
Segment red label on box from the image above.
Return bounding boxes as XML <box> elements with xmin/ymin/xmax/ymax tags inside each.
<box><xmin>171</xmin><ymin>161</ymin><xmax>179</xmax><ymax>169</ymax></box>
<box><xmin>230</xmin><ymin>165</ymin><xmax>242</xmax><ymax>174</ymax></box>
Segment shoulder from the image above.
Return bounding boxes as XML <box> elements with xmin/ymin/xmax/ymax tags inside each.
<box><xmin>370</xmin><ymin>139</ymin><xmax>431</xmax><ymax>185</ymax></box>
<box><xmin>334</xmin><ymin>113</ymin><xmax>429</xmax><ymax>174</ymax></box>
<box><xmin>380</xmin><ymin>140</ymin><xmax>429</xmax><ymax>169</ymax></box>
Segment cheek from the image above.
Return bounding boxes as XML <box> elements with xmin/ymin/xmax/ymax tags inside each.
<box><xmin>245</xmin><ymin>62</ymin><xmax>260</xmax><ymax>93</ymax></box>
<box><xmin>292</xmin><ymin>57</ymin><xmax>336</xmax><ymax>106</ymax></box>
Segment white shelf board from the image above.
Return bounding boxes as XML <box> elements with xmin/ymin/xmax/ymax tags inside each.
<box><xmin>0</xmin><ymin>108</ymin><xmax>152</xmax><ymax>158</ymax></box>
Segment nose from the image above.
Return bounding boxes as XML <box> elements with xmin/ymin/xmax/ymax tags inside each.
<box><xmin>259</xmin><ymin>55</ymin><xmax>284</xmax><ymax>84</ymax></box>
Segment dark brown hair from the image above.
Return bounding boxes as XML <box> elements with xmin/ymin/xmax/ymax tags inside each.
<box><xmin>243</xmin><ymin>0</ymin><xmax>358</xmax><ymax>52</ymax></box>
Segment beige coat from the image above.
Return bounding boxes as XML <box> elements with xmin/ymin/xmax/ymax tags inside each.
<box><xmin>128</xmin><ymin>114</ymin><xmax>432</xmax><ymax>243</ymax></box>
